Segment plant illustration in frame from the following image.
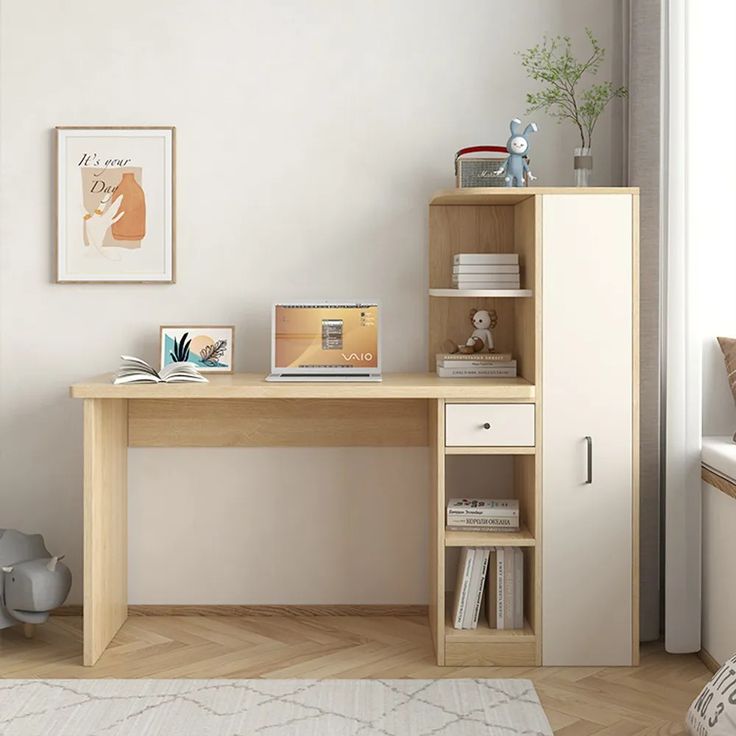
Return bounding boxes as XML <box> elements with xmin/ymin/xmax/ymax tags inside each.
<box><xmin>160</xmin><ymin>326</ymin><xmax>234</xmax><ymax>373</ymax></box>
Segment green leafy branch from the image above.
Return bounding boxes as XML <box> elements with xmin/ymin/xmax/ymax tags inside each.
<box><xmin>518</xmin><ymin>28</ymin><xmax>627</xmax><ymax>149</ymax></box>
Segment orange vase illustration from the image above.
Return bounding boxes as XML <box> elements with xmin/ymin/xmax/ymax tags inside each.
<box><xmin>111</xmin><ymin>171</ymin><xmax>146</xmax><ymax>241</ymax></box>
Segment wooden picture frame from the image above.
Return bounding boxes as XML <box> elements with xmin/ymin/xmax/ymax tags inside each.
<box><xmin>55</xmin><ymin>126</ymin><xmax>176</xmax><ymax>283</ymax></box>
<box><xmin>160</xmin><ymin>325</ymin><xmax>235</xmax><ymax>374</ymax></box>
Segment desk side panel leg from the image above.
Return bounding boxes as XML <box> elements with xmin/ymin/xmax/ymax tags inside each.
<box><xmin>83</xmin><ymin>398</ymin><xmax>128</xmax><ymax>666</ymax></box>
<box><xmin>429</xmin><ymin>399</ymin><xmax>445</xmax><ymax>665</ymax></box>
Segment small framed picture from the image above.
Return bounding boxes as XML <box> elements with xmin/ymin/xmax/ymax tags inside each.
<box><xmin>56</xmin><ymin>126</ymin><xmax>175</xmax><ymax>283</ymax></box>
<box><xmin>160</xmin><ymin>326</ymin><xmax>234</xmax><ymax>373</ymax></box>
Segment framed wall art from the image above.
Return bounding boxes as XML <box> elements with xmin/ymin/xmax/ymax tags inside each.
<box><xmin>56</xmin><ymin>126</ymin><xmax>175</xmax><ymax>283</ymax></box>
<box><xmin>160</xmin><ymin>325</ymin><xmax>235</xmax><ymax>373</ymax></box>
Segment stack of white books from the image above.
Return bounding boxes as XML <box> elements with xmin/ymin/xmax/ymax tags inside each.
<box><xmin>452</xmin><ymin>253</ymin><xmax>520</xmax><ymax>290</ymax></box>
<box><xmin>452</xmin><ymin>546</ymin><xmax>524</xmax><ymax>630</ymax></box>
<box><xmin>435</xmin><ymin>352</ymin><xmax>517</xmax><ymax>379</ymax></box>
<box><xmin>487</xmin><ymin>547</ymin><xmax>525</xmax><ymax>630</ymax></box>
<box><xmin>446</xmin><ymin>498</ymin><xmax>520</xmax><ymax>532</ymax></box>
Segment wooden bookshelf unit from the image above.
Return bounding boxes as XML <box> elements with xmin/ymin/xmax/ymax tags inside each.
<box><xmin>427</xmin><ymin>187</ymin><xmax>639</xmax><ymax>667</ymax></box>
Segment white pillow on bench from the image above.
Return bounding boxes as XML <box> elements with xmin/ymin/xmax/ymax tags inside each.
<box><xmin>688</xmin><ymin>653</ymin><xmax>736</xmax><ymax>735</ymax></box>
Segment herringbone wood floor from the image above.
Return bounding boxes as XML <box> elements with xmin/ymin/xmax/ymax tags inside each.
<box><xmin>0</xmin><ymin>615</ymin><xmax>710</xmax><ymax>734</ymax></box>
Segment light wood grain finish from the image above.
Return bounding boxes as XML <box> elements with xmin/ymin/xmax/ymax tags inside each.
<box><xmin>128</xmin><ymin>398</ymin><xmax>428</xmax><ymax>447</ymax></box>
<box><xmin>444</xmin><ymin>640</ymin><xmax>538</xmax><ymax>667</ymax></box>
<box><xmin>522</xmin><ymin>547</ymin><xmax>537</xmax><ymax>656</ymax></box>
<box><xmin>513</xmin><ymin>195</ymin><xmax>539</xmax><ymax>383</ymax></box>
<box><xmin>702</xmin><ymin>466</ymin><xmax>736</xmax><ymax>500</ymax></box>
<box><xmin>444</xmin><ymin>609</ymin><xmax>537</xmax><ymax>666</ymax></box>
<box><xmin>71</xmin><ymin>373</ymin><xmax>536</xmax><ymax>401</ymax></box>
<box><xmin>430</xmin><ymin>187</ymin><xmax>640</xmax><ymax>206</ymax></box>
<box><xmin>428</xmin><ymin>400</ymin><xmax>445</xmax><ymax>664</ymax></box>
<box><xmin>445</xmin><ymin>445</ymin><xmax>535</xmax><ymax>455</ymax></box>
<box><xmin>56</xmin><ymin>604</ymin><xmax>429</xmax><ymax>618</ymax></box>
<box><xmin>0</xmin><ymin>617</ymin><xmax>707</xmax><ymax>733</ymax></box>
<box><xmin>444</xmin><ymin>618</ymin><xmax>535</xmax><ymax>642</ymax></box>
<box><xmin>444</xmin><ymin>526</ymin><xmax>535</xmax><ymax>547</ymax></box>
<box><xmin>514</xmin><ymin>455</ymin><xmax>538</xmax><ymax>559</ymax></box>
<box><xmin>125</xmin><ymin>605</ymin><xmax>428</xmax><ymax>617</ymax></box>
<box><xmin>428</xmin><ymin>193</ymin><xmax>542</xmax><ymax>667</ymax></box>
<box><xmin>428</xmin><ymin>204</ymin><xmax>518</xmax><ymax>365</ymax></box>
<box><xmin>83</xmin><ymin>399</ymin><xmax>128</xmax><ymax>666</ymax></box>
<box><xmin>429</xmin><ymin>205</ymin><xmax>516</xmax><ymax>290</ymax></box>
<box><xmin>518</xmin><ymin>192</ymin><xmax>543</xmax><ymax>665</ymax></box>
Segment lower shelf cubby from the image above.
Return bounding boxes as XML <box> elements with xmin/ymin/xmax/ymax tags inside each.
<box><xmin>443</xmin><ymin>545</ymin><xmax>538</xmax><ymax>666</ymax></box>
<box><xmin>444</xmin><ymin>613</ymin><xmax>537</xmax><ymax>667</ymax></box>
<box><xmin>434</xmin><ymin>439</ymin><xmax>541</xmax><ymax>666</ymax></box>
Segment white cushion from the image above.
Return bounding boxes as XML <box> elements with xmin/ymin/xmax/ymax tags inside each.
<box><xmin>687</xmin><ymin>653</ymin><xmax>736</xmax><ymax>735</ymax></box>
<box><xmin>702</xmin><ymin>436</ymin><xmax>736</xmax><ymax>483</ymax></box>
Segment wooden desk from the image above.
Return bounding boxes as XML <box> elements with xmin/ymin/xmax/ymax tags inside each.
<box><xmin>71</xmin><ymin>372</ymin><xmax>535</xmax><ymax>665</ymax></box>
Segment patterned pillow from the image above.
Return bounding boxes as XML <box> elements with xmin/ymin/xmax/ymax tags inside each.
<box><xmin>687</xmin><ymin>652</ymin><xmax>736</xmax><ymax>735</ymax></box>
<box><xmin>717</xmin><ymin>337</ymin><xmax>736</xmax><ymax>442</ymax></box>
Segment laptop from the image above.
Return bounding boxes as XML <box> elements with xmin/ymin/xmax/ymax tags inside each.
<box><xmin>267</xmin><ymin>302</ymin><xmax>382</xmax><ymax>382</ymax></box>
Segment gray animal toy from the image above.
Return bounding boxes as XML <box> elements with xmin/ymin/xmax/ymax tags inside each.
<box><xmin>0</xmin><ymin>529</ymin><xmax>71</xmax><ymax>637</ymax></box>
<box><xmin>496</xmin><ymin>118</ymin><xmax>538</xmax><ymax>187</ymax></box>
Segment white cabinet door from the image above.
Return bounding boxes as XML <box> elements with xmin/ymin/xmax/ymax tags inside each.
<box><xmin>542</xmin><ymin>194</ymin><xmax>634</xmax><ymax>665</ymax></box>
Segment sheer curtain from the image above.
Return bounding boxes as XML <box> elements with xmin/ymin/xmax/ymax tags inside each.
<box><xmin>628</xmin><ymin>0</ymin><xmax>662</xmax><ymax>643</ymax></box>
<box><xmin>663</xmin><ymin>0</ymin><xmax>701</xmax><ymax>654</ymax></box>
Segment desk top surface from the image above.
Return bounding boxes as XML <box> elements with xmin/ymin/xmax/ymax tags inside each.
<box><xmin>70</xmin><ymin>373</ymin><xmax>535</xmax><ymax>400</ymax></box>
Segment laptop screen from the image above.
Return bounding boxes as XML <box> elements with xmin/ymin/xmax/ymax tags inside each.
<box><xmin>273</xmin><ymin>304</ymin><xmax>379</xmax><ymax>372</ymax></box>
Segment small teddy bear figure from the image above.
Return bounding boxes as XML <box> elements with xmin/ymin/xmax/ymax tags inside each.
<box><xmin>443</xmin><ymin>309</ymin><xmax>498</xmax><ymax>354</ymax></box>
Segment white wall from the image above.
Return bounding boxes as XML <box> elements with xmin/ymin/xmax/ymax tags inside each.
<box><xmin>0</xmin><ymin>0</ymin><xmax>625</xmax><ymax>605</ymax></box>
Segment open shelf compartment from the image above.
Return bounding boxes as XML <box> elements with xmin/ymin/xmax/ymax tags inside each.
<box><xmin>428</xmin><ymin>195</ymin><xmax>537</xmax><ymax>383</ymax></box>
<box><xmin>442</xmin><ymin>546</ymin><xmax>538</xmax><ymax>666</ymax></box>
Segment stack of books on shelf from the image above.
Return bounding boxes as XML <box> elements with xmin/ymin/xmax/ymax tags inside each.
<box><xmin>435</xmin><ymin>352</ymin><xmax>517</xmax><ymax>379</ymax></box>
<box><xmin>446</xmin><ymin>498</ymin><xmax>520</xmax><ymax>532</ymax></box>
<box><xmin>452</xmin><ymin>253</ymin><xmax>520</xmax><ymax>290</ymax></box>
<box><xmin>452</xmin><ymin>546</ymin><xmax>524</xmax><ymax>630</ymax></box>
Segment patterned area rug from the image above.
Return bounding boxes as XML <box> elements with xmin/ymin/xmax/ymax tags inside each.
<box><xmin>0</xmin><ymin>678</ymin><xmax>552</xmax><ymax>735</ymax></box>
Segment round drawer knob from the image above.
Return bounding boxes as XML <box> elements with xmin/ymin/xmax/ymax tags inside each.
<box><xmin>482</xmin><ymin>422</ymin><xmax>491</xmax><ymax>430</ymax></box>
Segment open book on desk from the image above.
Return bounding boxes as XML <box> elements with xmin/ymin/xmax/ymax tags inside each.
<box><xmin>113</xmin><ymin>355</ymin><xmax>208</xmax><ymax>384</ymax></box>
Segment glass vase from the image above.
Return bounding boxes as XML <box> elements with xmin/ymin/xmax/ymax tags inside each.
<box><xmin>574</xmin><ymin>147</ymin><xmax>593</xmax><ymax>187</ymax></box>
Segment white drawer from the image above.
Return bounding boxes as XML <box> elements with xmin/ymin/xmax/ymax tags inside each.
<box><xmin>445</xmin><ymin>403</ymin><xmax>535</xmax><ymax>447</ymax></box>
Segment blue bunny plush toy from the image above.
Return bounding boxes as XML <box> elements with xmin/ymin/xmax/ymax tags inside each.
<box><xmin>496</xmin><ymin>118</ymin><xmax>538</xmax><ymax>187</ymax></box>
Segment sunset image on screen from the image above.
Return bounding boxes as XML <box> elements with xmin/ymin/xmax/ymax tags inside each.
<box><xmin>274</xmin><ymin>305</ymin><xmax>378</xmax><ymax>369</ymax></box>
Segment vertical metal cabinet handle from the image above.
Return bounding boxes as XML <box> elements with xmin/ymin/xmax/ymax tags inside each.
<box><xmin>584</xmin><ymin>436</ymin><xmax>593</xmax><ymax>484</ymax></box>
